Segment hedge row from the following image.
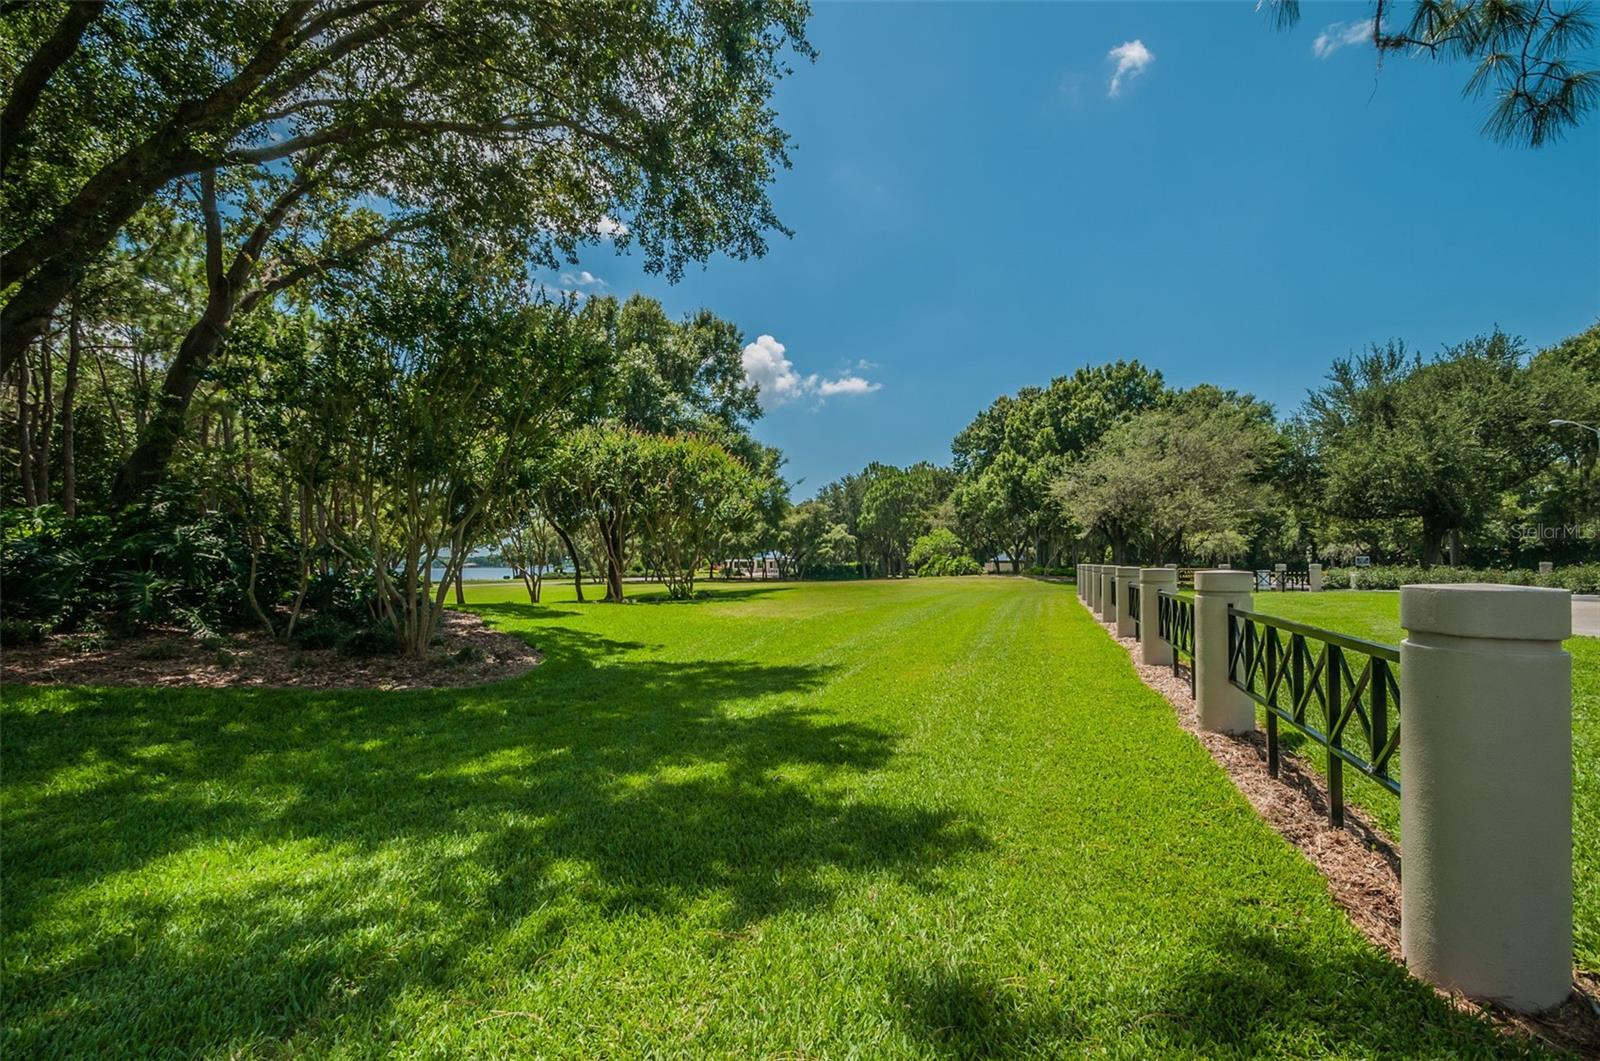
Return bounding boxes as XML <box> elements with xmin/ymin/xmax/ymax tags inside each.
<box><xmin>1326</xmin><ymin>564</ymin><xmax>1600</xmax><ymax>595</ymax></box>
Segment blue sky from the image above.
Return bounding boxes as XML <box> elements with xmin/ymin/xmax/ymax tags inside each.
<box><xmin>552</xmin><ymin>2</ymin><xmax>1600</xmax><ymax>497</ymax></box>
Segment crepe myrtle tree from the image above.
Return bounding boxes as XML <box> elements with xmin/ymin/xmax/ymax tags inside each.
<box><xmin>275</xmin><ymin>243</ymin><xmax>609</xmax><ymax>656</ymax></box>
<box><xmin>494</xmin><ymin>505</ymin><xmax>565</xmax><ymax>605</ymax></box>
<box><xmin>635</xmin><ymin>434</ymin><xmax>758</xmax><ymax>599</ymax></box>
<box><xmin>536</xmin><ymin>294</ymin><xmax>766</xmax><ymax>598</ymax></box>
<box><xmin>2</xmin><ymin>0</ymin><xmax>812</xmax><ymax>494</ymax></box>
<box><xmin>546</xmin><ymin>424</ymin><xmax>653</xmax><ymax>603</ymax></box>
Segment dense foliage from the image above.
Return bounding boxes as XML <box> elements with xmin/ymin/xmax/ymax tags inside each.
<box><xmin>797</xmin><ymin>324</ymin><xmax>1597</xmax><ymax>579</ymax></box>
<box><xmin>2</xmin><ymin>0</ymin><xmax>810</xmax><ymax>654</ymax></box>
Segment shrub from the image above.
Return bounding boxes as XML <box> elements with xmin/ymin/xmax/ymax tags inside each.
<box><xmin>1</xmin><ymin>486</ymin><xmax>299</xmax><ymax>639</ymax></box>
<box><xmin>908</xmin><ymin>529</ymin><xmax>980</xmax><ymax>577</ymax></box>
<box><xmin>0</xmin><ymin>618</ymin><xmax>46</xmax><ymax>647</ymax></box>
<box><xmin>0</xmin><ymin>505</ymin><xmax>112</xmax><ymax>628</ymax></box>
<box><xmin>916</xmin><ymin>554</ymin><xmax>982</xmax><ymax>577</ymax></box>
<box><xmin>302</xmin><ymin>566</ymin><xmax>382</xmax><ymax>627</ymax></box>
<box><xmin>336</xmin><ymin>622</ymin><xmax>400</xmax><ymax>658</ymax></box>
<box><xmin>452</xmin><ymin>644</ymin><xmax>487</xmax><ymax>665</ymax></box>
<box><xmin>1326</xmin><ymin>564</ymin><xmax>1600</xmax><ymax>595</ymax></box>
<box><xmin>288</xmin><ymin>614</ymin><xmax>353</xmax><ymax>651</ymax></box>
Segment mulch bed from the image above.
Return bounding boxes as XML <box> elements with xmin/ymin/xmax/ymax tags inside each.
<box><xmin>1</xmin><ymin>610</ymin><xmax>541</xmax><ymax>691</ymax></box>
<box><xmin>1089</xmin><ymin>604</ymin><xmax>1600</xmax><ymax>1055</ymax></box>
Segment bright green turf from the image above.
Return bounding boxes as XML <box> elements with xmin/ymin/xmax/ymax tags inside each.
<box><xmin>3</xmin><ymin>579</ymin><xmax>1539</xmax><ymax>1056</ymax></box>
<box><xmin>1246</xmin><ymin>590</ymin><xmax>1599</xmax><ymax>971</ymax></box>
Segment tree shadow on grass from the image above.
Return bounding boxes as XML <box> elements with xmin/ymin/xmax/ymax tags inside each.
<box><xmin>2</xmin><ymin>621</ymin><xmax>987</xmax><ymax>1055</ymax></box>
<box><xmin>890</xmin><ymin>920</ymin><xmax>1533</xmax><ymax>1057</ymax></box>
<box><xmin>891</xmin><ymin>964</ymin><xmax>1088</xmax><ymax>1057</ymax></box>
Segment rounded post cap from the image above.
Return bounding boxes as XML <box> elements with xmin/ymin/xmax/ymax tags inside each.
<box><xmin>1401</xmin><ymin>583</ymin><xmax>1572</xmax><ymax>641</ymax></box>
<box><xmin>1194</xmin><ymin>570</ymin><xmax>1255</xmax><ymax>593</ymax></box>
<box><xmin>1140</xmin><ymin>567</ymin><xmax>1178</xmax><ymax>583</ymax></box>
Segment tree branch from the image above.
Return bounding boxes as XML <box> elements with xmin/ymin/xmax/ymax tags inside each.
<box><xmin>0</xmin><ymin>0</ymin><xmax>105</xmax><ymax>178</ymax></box>
<box><xmin>238</xmin><ymin>215</ymin><xmax>416</xmax><ymax>315</ymax></box>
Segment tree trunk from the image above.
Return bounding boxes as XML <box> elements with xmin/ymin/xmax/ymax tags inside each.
<box><xmin>60</xmin><ymin>304</ymin><xmax>82</xmax><ymax>515</ymax></box>
<box><xmin>601</xmin><ymin>513</ymin><xmax>626</xmax><ymax>601</ymax></box>
<box><xmin>1448</xmin><ymin>528</ymin><xmax>1461</xmax><ymax>567</ymax></box>
<box><xmin>553</xmin><ymin>522</ymin><xmax>585</xmax><ymax>602</ymax></box>
<box><xmin>110</xmin><ymin>164</ymin><xmax>316</xmax><ymax>504</ymax></box>
<box><xmin>16</xmin><ymin>353</ymin><xmax>37</xmax><ymax>507</ymax></box>
<box><xmin>33</xmin><ymin>329</ymin><xmax>54</xmax><ymax>505</ymax></box>
<box><xmin>454</xmin><ymin>568</ymin><xmax>465</xmax><ymax>606</ymax></box>
<box><xmin>110</xmin><ymin>293</ymin><xmax>233</xmax><ymax>505</ymax></box>
<box><xmin>1420</xmin><ymin>518</ymin><xmax>1445</xmax><ymax>568</ymax></box>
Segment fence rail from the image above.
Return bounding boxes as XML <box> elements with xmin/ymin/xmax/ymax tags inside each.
<box><xmin>1255</xmin><ymin>569</ymin><xmax>1311</xmax><ymax>592</ymax></box>
<box><xmin>1226</xmin><ymin>605</ymin><xmax>1401</xmax><ymax>827</ymax></box>
<box><xmin>1127</xmin><ymin>578</ymin><xmax>1140</xmax><ymax>639</ymax></box>
<box><xmin>1156</xmin><ymin>590</ymin><xmax>1194</xmax><ymax>693</ymax></box>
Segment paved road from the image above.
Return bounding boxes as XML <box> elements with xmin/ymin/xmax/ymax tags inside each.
<box><xmin>1576</xmin><ymin>595</ymin><xmax>1600</xmax><ymax>638</ymax></box>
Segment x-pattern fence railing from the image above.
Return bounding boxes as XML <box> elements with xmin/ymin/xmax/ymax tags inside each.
<box><xmin>1227</xmin><ymin>606</ymin><xmax>1401</xmax><ymax>827</ymax></box>
<box><xmin>1254</xmin><ymin>569</ymin><xmax>1311</xmax><ymax>592</ymax></box>
<box><xmin>1126</xmin><ymin>578</ymin><xmax>1140</xmax><ymax>639</ymax></box>
<box><xmin>1156</xmin><ymin>591</ymin><xmax>1194</xmax><ymax>694</ymax></box>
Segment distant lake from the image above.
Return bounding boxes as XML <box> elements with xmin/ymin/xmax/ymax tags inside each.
<box><xmin>430</xmin><ymin>563</ymin><xmax>567</xmax><ymax>582</ymax></box>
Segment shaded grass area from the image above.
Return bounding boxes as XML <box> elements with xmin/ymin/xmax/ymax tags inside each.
<box><xmin>1248</xmin><ymin>590</ymin><xmax>1599</xmax><ymax>971</ymax></box>
<box><xmin>3</xmin><ymin>579</ymin><xmax>1536</xmax><ymax>1055</ymax></box>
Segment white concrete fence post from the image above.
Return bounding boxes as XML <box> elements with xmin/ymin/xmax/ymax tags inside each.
<box><xmin>1116</xmin><ymin>566</ymin><xmax>1140</xmax><ymax>639</ymax></box>
<box><xmin>1540</xmin><ymin>560</ymin><xmax>1555</xmax><ymax>575</ymax></box>
<box><xmin>1087</xmin><ymin>564</ymin><xmax>1100</xmax><ymax>611</ymax></box>
<box><xmin>1139</xmin><ymin>567</ymin><xmax>1177</xmax><ymax>666</ymax></box>
<box><xmin>1076</xmin><ymin>564</ymin><xmax>1084</xmax><ymax>600</ymax></box>
<box><xmin>1308</xmin><ymin>563</ymin><xmax>1323</xmax><ymax>592</ymax></box>
<box><xmin>1101</xmin><ymin>566</ymin><xmax>1118</xmax><ymax>624</ymax></box>
<box><xmin>1399</xmin><ymin>584</ymin><xmax>1573</xmax><ymax>1012</ymax></box>
<box><xmin>1193</xmin><ymin>570</ymin><xmax>1256</xmax><ymax>733</ymax></box>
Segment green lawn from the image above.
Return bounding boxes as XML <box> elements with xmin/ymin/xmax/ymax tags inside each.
<box><xmin>2</xmin><ymin>579</ymin><xmax>1538</xmax><ymax>1056</ymax></box>
<box><xmin>1247</xmin><ymin>589</ymin><xmax>1599</xmax><ymax>972</ymax></box>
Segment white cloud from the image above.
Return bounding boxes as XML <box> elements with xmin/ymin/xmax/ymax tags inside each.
<box><xmin>1106</xmin><ymin>40</ymin><xmax>1154</xmax><ymax>98</ymax></box>
<box><xmin>1313</xmin><ymin>19</ymin><xmax>1373</xmax><ymax>58</ymax></box>
<box><xmin>559</xmin><ymin>269</ymin><xmax>605</xmax><ymax>288</ymax></box>
<box><xmin>740</xmin><ymin>334</ymin><xmax>881</xmax><ymax>408</ymax></box>
<box><xmin>593</xmin><ymin>216</ymin><xmax>629</xmax><ymax>238</ymax></box>
<box><xmin>817</xmin><ymin>376</ymin><xmax>881</xmax><ymax>398</ymax></box>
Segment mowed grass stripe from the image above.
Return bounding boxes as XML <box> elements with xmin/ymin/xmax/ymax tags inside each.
<box><xmin>1</xmin><ymin>579</ymin><xmax>1534</xmax><ymax>1056</ymax></box>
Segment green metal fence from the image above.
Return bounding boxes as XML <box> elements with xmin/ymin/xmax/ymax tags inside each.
<box><xmin>1226</xmin><ymin>605</ymin><xmax>1401</xmax><ymax>828</ymax></box>
<box><xmin>1156</xmin><ymin>590</ymin><xmax>1194</xmax><ymax>694</ymax></box>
